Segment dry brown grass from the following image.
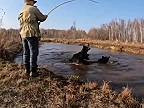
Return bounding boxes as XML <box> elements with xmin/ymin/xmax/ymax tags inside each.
<box><xmin>0</xmin><ymin>29</ymin><xmax>22</xmax><ymax>61</ymax></box>
<box><xmin>0</xmin><ymin>62</ymin><xmax>141</xmax><ymax>108</ymax></box>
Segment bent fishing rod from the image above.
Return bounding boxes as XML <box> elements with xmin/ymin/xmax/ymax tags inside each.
<box><xmin>38</xmin><ymin>0</ymin><xmax>98</xmax><ymax>26</ymax></box>
<box><xmin>47</xmin><ymin>0</ymin><xmax>99</xmax><ymax>16</ymax></box>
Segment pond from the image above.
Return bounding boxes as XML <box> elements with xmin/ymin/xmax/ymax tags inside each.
<box><xmin>15</xmin><ymin>43</ymin><xmax>144</xmax><ymax>99</ymax></box>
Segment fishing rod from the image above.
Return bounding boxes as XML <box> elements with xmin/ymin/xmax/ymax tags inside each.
<box><xmin>88</xmin><ymin>0</ymin><xmax>98</xmax><ymax>4</ymax></box>
<box><xmin>47</xmin><ymin>0</ymin><xmax>99</xmax><ymax>16</ymax></box>
<box><xmin>38</xmin><ymin>0</ymin><xmax>98</xmax><ymax>26</ymax></box>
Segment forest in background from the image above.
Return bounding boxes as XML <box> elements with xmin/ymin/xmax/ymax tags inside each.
<box><xmin>1</xmin><ymin>18</ymin><xmax>144</xmax><ymax>60</ymax></box>
<box><xmin>0</xmin><ymin>18</ymin><xmax>144</xmax><ymax>47</ymax></box>
<box><xmin>42</xmin><ymin>19</ymin><xmax>144</xmax><ymax>43</ymax></box>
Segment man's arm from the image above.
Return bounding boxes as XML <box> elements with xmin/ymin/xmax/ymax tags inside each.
<box><xmin>34</xmin><ymin>6</ymin><xmax>47</xmax><ymax>22</ymax></box>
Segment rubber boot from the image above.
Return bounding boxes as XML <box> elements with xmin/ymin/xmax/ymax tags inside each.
<box><xmin>31</xmin><ymin>67</ymin><xmax>39</xmax><ymax>77</ymax></box>
<box><xmin>24</xmin><ymin>64</ymin><xmax>30</xmax><ymax>76</ymax></box>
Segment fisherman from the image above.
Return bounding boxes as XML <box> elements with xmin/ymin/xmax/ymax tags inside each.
<box><xmin>18</xmin><ymin>0</ymin><xmax>48</xmax><ymax>77</ymax></box>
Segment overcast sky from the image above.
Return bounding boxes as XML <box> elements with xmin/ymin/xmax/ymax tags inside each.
<box><xmin>0</xmin><ymin>0</ymin><xmax>144</xmax><ymax>31</ymax></box>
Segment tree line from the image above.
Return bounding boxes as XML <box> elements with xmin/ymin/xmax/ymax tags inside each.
<box><xmin>41</xmin><ymin>19</ymin><xmax>144</xmax><ymax>43</ymax></box>
<box><xmin>0</xmin><ymin>19</ymin><xmax>144</xmax><ymax>43</ymax></box>
<box><xmin>88</xmin><ymin>19</ymin><xmax>144</xmax><ymax>43</ymax></box>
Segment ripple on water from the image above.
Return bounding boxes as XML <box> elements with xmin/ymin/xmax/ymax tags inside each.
<box><xmin>15</xmin><ymin>43</ymin><xmax>144</xmax><ymax>98</ymax></box>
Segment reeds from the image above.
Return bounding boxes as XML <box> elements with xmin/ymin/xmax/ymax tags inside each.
<box><xmin>0</xmin><ymin>28</ymin><xmax>22</xmax><ymax>61</ymax></box>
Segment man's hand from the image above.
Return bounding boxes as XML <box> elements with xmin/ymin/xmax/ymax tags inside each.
<box><xmin>45</xmin><ymin>15</ymin><xmax>48</xmax><ymax>19</ymax></box>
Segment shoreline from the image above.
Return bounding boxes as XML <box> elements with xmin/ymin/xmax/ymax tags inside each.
<box><xmin>41</xmin><ymin>38</ymin><xmax>144</xmax><ymax>55</ymax></box>
<box><xmin>0</xmin><ymin>62</ymin><xmax>141</xmax><ymax>107</ymax></box>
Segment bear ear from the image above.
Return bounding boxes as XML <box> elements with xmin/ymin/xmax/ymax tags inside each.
<box><xmin>82</xmin><ymin>46</ymin><xmax>85</xmax><ymax>50</ymax></box>
<box><xmin>83</xmin><ymin>45</ymin><xmax>86</xmax><ymax>48</ymax></box>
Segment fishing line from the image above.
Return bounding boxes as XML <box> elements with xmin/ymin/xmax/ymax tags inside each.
<box><xmin>88</xmin><ymin>0</ymin><xmax>98</xmax><ymax>4</ymax></box>
<box><xmin>47</xmin><ymin>0</ymin><xmax>99</xmax><ymax>16</ymax></box>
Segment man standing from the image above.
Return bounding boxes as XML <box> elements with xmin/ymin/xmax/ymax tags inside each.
<box><xmin>18</xmin><ymin>0</ymin><xmax>48</xmax><ymax>77</ymax></box>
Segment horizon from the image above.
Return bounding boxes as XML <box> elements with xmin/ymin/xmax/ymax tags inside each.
<box><xmin>0</xmin><ymin>0</ymin><xmax>144</xmax><ymax>31</ymax></box>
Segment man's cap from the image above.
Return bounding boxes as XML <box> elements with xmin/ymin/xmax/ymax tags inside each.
<box><xmin>25</xmin><ymin>0</ymin><xmax>37</xmax><ymax>4</ymax></box>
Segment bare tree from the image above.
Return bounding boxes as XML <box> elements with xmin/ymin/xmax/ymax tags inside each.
<box><xmin>87</xmin><ymin>19</ymin><xmax>144</xmax><ymax>43</ymax></box>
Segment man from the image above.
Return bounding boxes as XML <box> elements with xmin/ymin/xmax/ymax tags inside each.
<box><xmin>18</xmin><ymin>0</ymin><xmax>48</xmax><ymax>77</ymax></box>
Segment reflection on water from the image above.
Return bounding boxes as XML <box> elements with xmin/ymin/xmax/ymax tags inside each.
<box><xmin>15</xmin><ymin>43</ymin><xmax>144</xmax><ymax>98</ymax></box>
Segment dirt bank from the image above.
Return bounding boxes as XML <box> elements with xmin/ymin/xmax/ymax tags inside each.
<box><xmin>0</xmin><ymin>62</ymin><xmax>141</xmax><ymax>108</ymax></box>
<box><xmin>41</xmin><ymin>38</ymin><xmax>144</xmax><ymax>55</ymax></box>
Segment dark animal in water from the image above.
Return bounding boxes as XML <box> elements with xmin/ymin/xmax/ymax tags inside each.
<box><xmin>70</xmin><ymin>45</ymin><xmax>110</xmax><ymax>65</ymax></box>
<box><xmin>69</xmin><ymin>45</ymin><xmax>90</xmax><ymax>64</ymax></box>
<box><xmin>83</xmin><ymin>56</ymin><xmax>110</xmax><ymax>65</ymax></box>
<box><xmin>97</xmin><ymin>56</ymin><xmax>110</xmax><ymax>64</ymax></box>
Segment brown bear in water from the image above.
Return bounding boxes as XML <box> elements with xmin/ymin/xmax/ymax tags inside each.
<box><xmin>70</xmin><ymin>45</ymin><xmax>110</xmax><ymax>65</ymax></box>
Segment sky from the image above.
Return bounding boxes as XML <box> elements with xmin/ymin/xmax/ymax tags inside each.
<box><xmin>0</xmin><ymin>0</ymin><xmax>144</xmax><ymax>31</ymax></box>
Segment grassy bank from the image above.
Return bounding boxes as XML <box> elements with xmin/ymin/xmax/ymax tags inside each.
<box><xmin>41</xmin><ymin>38</ymin><xmax>144</xmax><ymax>55</ymax></box>
<box><xmin>0</xmin><ymin>62</ymin><xmax>141</xmax><ymax>108</ymax></box>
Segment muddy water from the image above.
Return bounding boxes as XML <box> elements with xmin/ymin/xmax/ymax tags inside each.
<box><xmin>15</xmin><ymin>43</ymin><xmax>144</xmax><ymax>98</ymax></box>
